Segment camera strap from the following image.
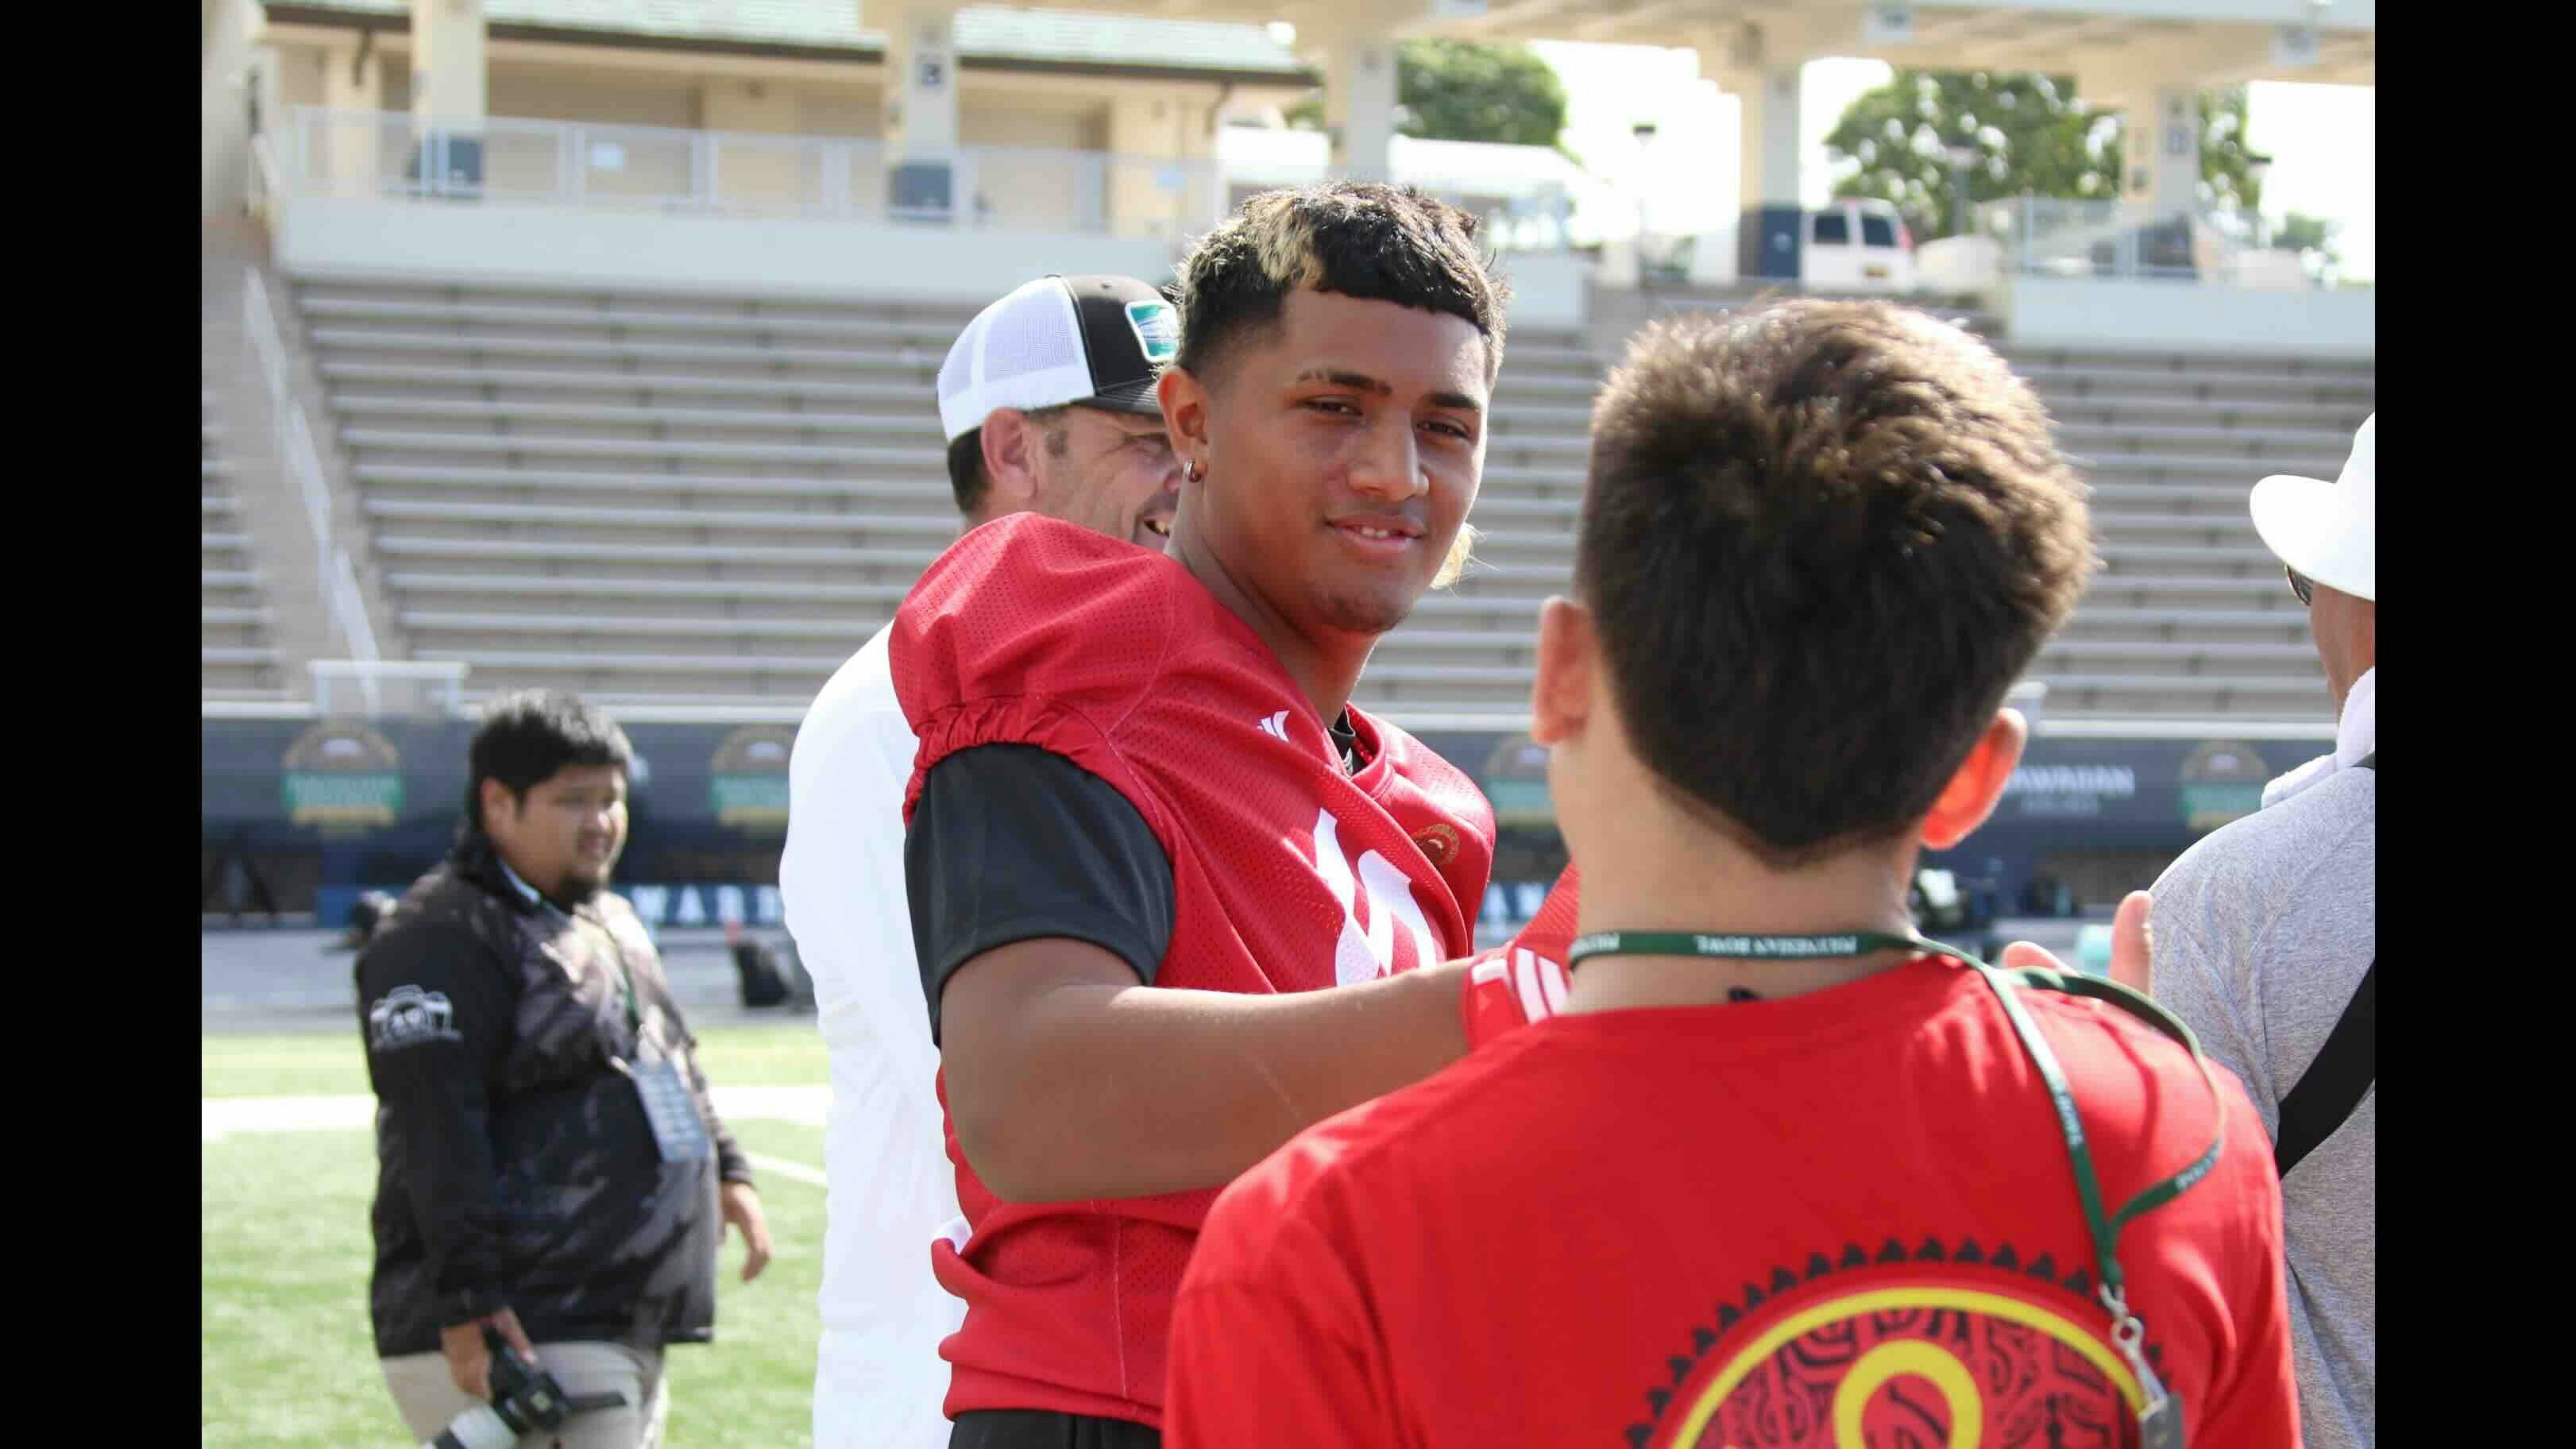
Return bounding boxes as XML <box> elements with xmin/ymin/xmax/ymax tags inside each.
<box><xmin>1565</xmin><ymin>929</ymin><xmax>2225</xmax><ymax>1447</ymax></box>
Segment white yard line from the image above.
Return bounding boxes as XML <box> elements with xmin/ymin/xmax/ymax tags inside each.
<box><xmin>744</xmin><ymin>1153</ymin><xmax>829</xmax><ymax>1188</ymax></box>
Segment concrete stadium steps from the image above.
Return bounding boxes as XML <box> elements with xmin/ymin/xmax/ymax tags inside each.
<box><xmin>294</xmin><ymin>272</ymin><xmax>2363</xmax><ymax>723</ymax></box>
<box><xmin>353</xmin><ymin>464</ymin><xmax>958</xmax><ymax>518</ymax></box>
<box><xmin>2024</xmin><ymin>674</ymin><xmax>2328</xmax><ymax>717</ymax></box>
<box><xmin>400</xmin><ymin>608</ymin><xmax>1541</xmax><ymax>666</ymax></box>
<box><xmin>293</xmin><ymin>284</ymin><xmax>983</xmax><ymax>344</ymax></box>
<box><xmin>202</xmin><ymin>567</ymin><xmax>270</xmax><ymax>608</ymax></box>
<box><xmin>384</xmin><ymin>558</ymin><xmax>1547</xmax><ymax>630</ymax></box>
<box><xmin>1999</xmin><ymin>349</ymin><xmax>2374</xmax><ymax>408</ymax></box>
<box><xmin>1493</xmin><ymin>337</ymin><xmax>1607</xmax><ymax>382</ymax></box>
<box><xmin>1492</xmin><ymin>372</ymin><xmax>1605</xmax><ymax>405</ymax></box>
<box><xmin>377</xmin><ymin>535</ymin><xmax>937</xmax><ymax>588</ymax></box>
<box><xmin>2033</xmin><ymin>638</ymin><xmax>2318</xmax><ymax>678</ymax></box>
<box><xmin>2042</xmin><ymin>394</ymin><xmax>2368</xmax><ymax>434</ymax></box>
<box><xmin>422</xmin><ymin>647</ymin><xmax>1547</xmax><ymax>714</ymax></box>
<box><xmin>2054</xmin><ymin>606</ymin><xmax>2311</xmax><ymax>648</ymax></box>
<box><xmin>2057</xmin><ymin>425</ymin><xmax>2351</xmax><ymax>469</ymax></box>
<box><xmin>202</xmin><ymin>531</ymin><xmax>259</xmax><ymax>571</ymax></box>
<box><xmin>2085</xmin><ymin>511</ymin><xmax>2262</xmax><ymax>550</ymax></box>
<box><xmin>333</xmin><ymin>407</ymin><xmax>1598</xmax><ymax>468</ymax></box>
<box><xmin>311</xmin><ymin>328</ymin><xmax>946</xmax><ymax>385</ymax></box>
<box><xmin>361</xmin><ymin>497</ymin><xmax>959</xmax><ymax>551</ymax></box>
<box><xmin>299</xmin><ymin>269</ymin><xmax>1604</xmax><ymax>709</ymax></box>
<box><xmin>202</xmin><ymin>388</ymin><xmax>284</xmax><ymax>699</ymax></box>
<box><xmin>333</xmin><ymin>392</ymin><xmax>947</xmax><ymax>436</ymax></box>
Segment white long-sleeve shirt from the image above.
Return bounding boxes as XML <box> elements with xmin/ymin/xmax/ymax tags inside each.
<box><xmin>782</xmin><ymin>621</ymin><xmax>968</xmax><ymax>1449</ymax></box>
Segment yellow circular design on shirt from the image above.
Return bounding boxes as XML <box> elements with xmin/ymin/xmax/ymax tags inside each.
<box><xmin>1830</xmin><ymin>1340</ymin><xmax>1983</xmax><ymax>1447</ymax></box>
<box><xmin>1667</xmin><ymin>1285</ymin><xmax>2142</xmax><ymax>1447</ymax></box>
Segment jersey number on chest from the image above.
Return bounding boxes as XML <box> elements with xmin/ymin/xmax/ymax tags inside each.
<box><xmin>1308</xmin><ymin>810</ymin><xmax>1439</xmax><ymax>987</ymax></box>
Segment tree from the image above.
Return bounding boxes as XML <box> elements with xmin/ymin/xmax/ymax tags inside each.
<box><xmin>1288</xmin><ymin>40</ymin><xmax>1570</xmax><ymax>153</ymax></box>
<box><xmin>2275</xmin><ymin>212</ymin><xmax>2341</xmax><ymax>261</ymax></box>
<box><xmin>1821</xmin><ymin>69</ymin><xmax>2265</xmax><ymax>242</ymax></box>
<box><xmin>2273</xmin><ymin>211</ymin><xmax>2344</xmax><ymax>284</ymax></box>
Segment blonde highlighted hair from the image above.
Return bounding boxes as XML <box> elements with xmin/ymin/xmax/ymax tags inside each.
<box><xmin>1172</xmin><ymin>182</ymin><xmax>1510</xmax><ymax>388</ymax></box>
<box><xmin>1433</xmin><ymin>523</ymin><xmax>1478</xmax><ymax>590</ymax></box>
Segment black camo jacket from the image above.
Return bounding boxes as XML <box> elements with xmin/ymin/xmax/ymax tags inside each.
<box><xmin>355</xmin><ymin>832</ymin><xmax>752</xmax><ymax>1358</ymax></box>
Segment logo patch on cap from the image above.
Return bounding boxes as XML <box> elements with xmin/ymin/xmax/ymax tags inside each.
<box><xmin>1126</xmin><ymin>300</ymin><xmax>1180</xmax><ymax>364</ymax></box>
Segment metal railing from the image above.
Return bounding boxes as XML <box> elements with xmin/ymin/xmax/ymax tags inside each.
<box><xmin>309</xmin><ymin>659</ymin><xmax>469</xmax><ymax>718</ymax></box>
<box><xmin>275</xmin><ymin>107</ymin><xmax>1230</xmax><ymax>241</ymax></box>
<box><xmin>1220</xmin><ymin>159</ymin><xmax>1578</xmax><ymax>253</ymax></box>
<box><xmin>241</xmin><ymin>269</ymin><xmax>381</xmax><ymax>674</ymax></box>
<box><xmin>1987</xmin><ymin>197</ymin><xmax>2316</xmax><ymax>290</ymax></box>
<box><xmin>246</xmin><ymin>130</ymin><xmax>277</xmax><ymax>222</ymax></box>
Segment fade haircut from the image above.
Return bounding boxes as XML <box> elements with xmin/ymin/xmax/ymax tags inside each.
<box><xmin>1578</xmin><ymin>300</ymin><xmax>2095</xmax><ymax>869</ymax></box>
<box><xmin>1174</xmin><ymin>181</ymin><xmax>1511</xmax><ymax>587</ymax></box>
<box><xmin>465</xmin><ymin>689</ymin><xmax>635</xmax><ymax>829</ymax></box>
<box><xmin>944</xmin><ymin>404</ymin><xmax>1076</xmax><ymax>520</ymax></box>
<box><xmin>1174</xmin><ymin>181</ymin><xmax>1510</xmax><ymax>388</ymax></box>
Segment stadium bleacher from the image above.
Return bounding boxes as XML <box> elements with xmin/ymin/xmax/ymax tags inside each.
<box><xmin>203</xmin><ymin>380</ymin><xmax>285</xmax><ymax>700</ymax></box>
<box><xmin>288</xmin><ymin>276</ymin><xmax>1592</xmax><ymax>715</ymax></box>
<box><xmin>1999</xmin><ymin>342</ymin><xmax>2368</xmax><ymax>716</ymax></box>
<box><xmin>272</xmin><ymin>272</ymin><xmax>2365</xmax><ymax>722</ymax></box>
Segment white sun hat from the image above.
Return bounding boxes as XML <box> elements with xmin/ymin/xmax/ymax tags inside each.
<box><xmin>2249</xmin><ymin>412</ymin><xmax>2374</xmax><ymax>603</ymax></box>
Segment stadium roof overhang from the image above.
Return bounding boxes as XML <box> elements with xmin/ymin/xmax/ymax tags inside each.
<box><xmin>257</xmin><ymin>2</ymin><xmax>1320</xmax><ymax>88</ymax></box>
<box><xmin>1018</xmin><ymin>0</ymin><xmax>2376</xmax><ymax>91</ymax></box>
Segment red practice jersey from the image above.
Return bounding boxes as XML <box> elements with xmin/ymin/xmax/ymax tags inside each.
<box><xmin>1167</xmin><ymin>954</ymin><xmax>2301</xmax><ymax>1448</ymax></box>
<box><xmin>891</xmin><ymin>514</ymin><xmax>1497</xmax><ymax>1427</ymax></box>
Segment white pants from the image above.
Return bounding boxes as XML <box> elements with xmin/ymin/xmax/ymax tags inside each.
<box><xmin>380</xmin><ymin>1341</ymin><xmax>668</xmax><ymax>1448</ymax></box>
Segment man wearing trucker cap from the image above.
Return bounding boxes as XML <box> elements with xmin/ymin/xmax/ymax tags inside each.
<box><xmin>781</xmin><ymin>274</ymin><xmax>1187</xmax><ymax>1449</ymax></box>
<box><xmin>2147</xmin><ymin>412</ymin><xmax>2377</xmax><ymax>1449</ymax></box>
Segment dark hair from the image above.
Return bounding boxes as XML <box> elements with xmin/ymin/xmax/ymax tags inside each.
<box><xmin>1173</xmin><ymin>181</ymin><xmax>1511</xmax><ymax>388</ymax></box>
<box><xmin>465</xmin><ymin>689</ymin><xmax>634</xmax><ymax>829</ymax></box>
<box><xmin>944</xmin><ymin>404</ymin><xmax>1076</xmax><ymax>518</ymax></box>
<box><xmin>1577</xmin><ymin>300</ymin><xmax>2095</xmax><ymax>868</ymax></box>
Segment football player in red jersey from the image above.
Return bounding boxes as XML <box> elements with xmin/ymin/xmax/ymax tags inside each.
<box><xmin>890</xmin><ymin>184</ymin><xmax>1571</xmax><ymax>1449</ymax></box>
<box><xmin>1165</xmin><ymin>302</ymin><xmax>2303</xmax><ymax>1447</ymax></box>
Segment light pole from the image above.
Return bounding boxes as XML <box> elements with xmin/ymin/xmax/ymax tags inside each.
<box><xmin>2244</xmin><ymin>151</ymin><xmax>2274</xmax><ymax>246</ymax></box>
<box><xmin>1632</xmin><ymin>119</ymin><xmax>1659</xmax><ymax>278</ymax></box>
<box><xmin>1942</xmin><ymin>141</ymin><xmax>1979</xmax><ymax>242</ymax></box>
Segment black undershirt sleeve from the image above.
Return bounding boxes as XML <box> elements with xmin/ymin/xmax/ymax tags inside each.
<box><xmin>905</xmin><ymin>743</ymin><xmax>1177</xmax><ymax>1045</ymax></box>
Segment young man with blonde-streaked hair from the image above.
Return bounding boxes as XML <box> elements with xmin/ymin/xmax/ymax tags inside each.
<box><xmin>887</xmin><ymin>182</ymin><xmax>1569</xmax><ymax>1448</ymax></box>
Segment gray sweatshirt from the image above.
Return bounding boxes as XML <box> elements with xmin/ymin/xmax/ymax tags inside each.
<box><xmin>2149</xmin><ymin>674</ymin><xmax>2375</xmax><ymax>1449</ymax></box>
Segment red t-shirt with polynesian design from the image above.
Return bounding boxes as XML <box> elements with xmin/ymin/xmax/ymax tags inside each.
<box><xmin>1167</xmin><ymin>951</ymin><xmax>2300</xmax><ymax>1448</ymax></box>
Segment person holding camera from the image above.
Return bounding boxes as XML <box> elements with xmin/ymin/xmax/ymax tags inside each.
<box><xmin>359</xmin><ymin>690</ymin><xmax>773</xmax><ymax>1447</ymax></box>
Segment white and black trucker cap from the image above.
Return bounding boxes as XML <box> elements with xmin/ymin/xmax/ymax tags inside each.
<box><xmin>937</xmin><ymin>274</ymin><xmax>1181</xmax><ymax>443</ymax></box>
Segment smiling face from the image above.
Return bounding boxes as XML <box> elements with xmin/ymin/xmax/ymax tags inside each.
<box><xmin>1032</xmin><ymin>404</ymin><xmax>1182</xmax><ymax>551</ymax></box>
<box><xmin>1162</xmin><ymin>288</ymin><xmax>1489</xmax><ymax>641</ymax></box>
<box><xmin>483</xmin><ymin>762</ymin><xmax>628</xmax><ymax>903</ymax></box>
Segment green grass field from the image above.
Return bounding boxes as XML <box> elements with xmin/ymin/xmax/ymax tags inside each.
<box><xmin>203</xmin><ymin>1022</ymin><xmax>832</xmax><ymax>1447</ymax></box>
<box><xmin>202</xmin><ymin>1022</ymin><xmax>833</xmax><ymax>1099</ymax></box>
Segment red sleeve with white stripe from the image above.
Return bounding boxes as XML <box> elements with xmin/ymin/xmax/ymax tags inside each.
<box><xmin>1460</xmin><ymin>864</ymin><xmax>1579</xmax><ymax>1049</ymax></box>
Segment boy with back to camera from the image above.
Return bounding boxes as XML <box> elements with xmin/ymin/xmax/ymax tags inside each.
<box><xmin>1165</xmin><ymin>301</ymin><xmax>2302</xmax><ymax>1447</ymax></box>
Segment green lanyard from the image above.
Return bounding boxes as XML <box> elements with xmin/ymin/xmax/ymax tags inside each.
<box><xmin>1568</xmin><ymin>929</ymin><xmax>1927</xmax><ymax>962</ymax></box>
<box><xmin>1566</xmin><ymin>928</ymin><xmax>2224</xmax><ymax>1432</ymax></box>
